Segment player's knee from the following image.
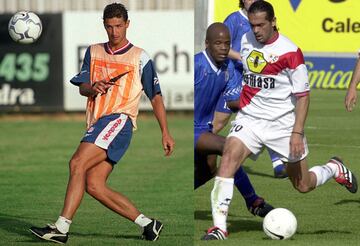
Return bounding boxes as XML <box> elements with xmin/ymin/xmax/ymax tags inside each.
<box><xmin>69</xmin><ymin>155</ymin><xmax>86</xmax><ymax>176</ymax></box>
<box><xmin>294</xmin><ymin>182</ymin><xmax>312</xmax><ymax>193</ymax></box>
<box><xmin>86</xmin><ymin>179</ymin><xmax>104</xmax><ymax>198</ymax></box>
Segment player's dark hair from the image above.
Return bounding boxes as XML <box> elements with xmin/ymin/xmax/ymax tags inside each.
<box><xmin>103</xmin><ymin>3</ymin><xmax>128</xmax><ymax>21</ymax></box>
<box><xmin>248</xmin><ymin>1</ymin><xmax>277</xmax><ymax>30</ymax></box>
<box><xmin>239</xmin><ymin>0</ymin><xmax>263</xmax><ymax>10</ymax></box>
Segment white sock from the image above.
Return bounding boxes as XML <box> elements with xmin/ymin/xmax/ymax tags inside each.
<box><xmin>309</xmin><ymin>163</ymin><xmax>336</xmax><ymax>187</ymax></box>
<box><xmin>134</xmin><ymin>214</ymin><xmax>152</xmax><ymax>227</ymax></box>
<box><xmin>211</xmin><ymin>176</ymin><xmax>234</xmax><ymax>232</ymax></box>
<box><xmin>272</xmin><ymin>159</ymin><xmax>283</xmax><ymax>168</ymax></box>
<box><xmin>54</xmin><ymin>216</ymin><xmax>72</xmax><ymax>234</ymax></box>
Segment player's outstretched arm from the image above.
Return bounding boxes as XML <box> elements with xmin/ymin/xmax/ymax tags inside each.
<box><xmin>345</xmin><ymin>58</ymin><xmax>360</xmax><ymax>112</ymax></box>
<box><xmin>150</xmin><ymin>94</ymin><xmax>175</xmax><ymax>156</ymax></box>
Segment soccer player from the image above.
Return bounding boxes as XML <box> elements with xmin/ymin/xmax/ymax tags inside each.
<box><xmin>213</xmin><ymin>0</ymin><xmax>287</xmax><ymax>178</ymax></box>
<box><xmin>195</xmin><ymin>22</ymin><xmax>273</xmax><ymax>219</ymax></box>
<box><xmin>203</xmin><ymin>1</ymin><xmax>358</xmax><ymax>240</ymax></box>
<box><xmin>29</xmin><ymin>3</ymin><xmax>174</xmax><ymax>244</ymax></box>
<box><xmin>345</xmin><ymin>50</ymin><xmax>360</xmax><ymax>112</ymax></box>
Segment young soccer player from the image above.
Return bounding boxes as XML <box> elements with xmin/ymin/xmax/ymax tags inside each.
<box><xmin>29</xmin><ymin>3</ymin><xmax>174</xmax><ymax>244</ymax></box>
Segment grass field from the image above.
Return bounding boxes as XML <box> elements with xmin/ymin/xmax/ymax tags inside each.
<box><xmin>0</xmin><ymin>113</ymin><xmax>193</xmax><ymax>245</ymax></box>
<box><xmin>195</xmin><ymin>89</ymin><xmax>360</xmax><ymax>246</ymax></box>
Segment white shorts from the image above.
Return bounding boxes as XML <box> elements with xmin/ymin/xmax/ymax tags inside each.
<box><xmin>227</xmin><ymin>111</ymin><xmax>308</xmax><ymax>163</ymax></box>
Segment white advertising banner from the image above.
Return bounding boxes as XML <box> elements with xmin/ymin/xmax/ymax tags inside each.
<box><xmin>63</xmin><ymin>11</ymin><xmax>194</xmax><ymax>111</ymax></box>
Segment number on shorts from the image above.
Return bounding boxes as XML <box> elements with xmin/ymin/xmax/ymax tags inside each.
<box><xmin>230</xmin><ymin>124</ymin><xmax>243</xmax><ymax>133</ymax></box>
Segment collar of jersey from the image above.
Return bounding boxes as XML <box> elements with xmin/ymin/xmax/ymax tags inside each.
<box><xmin>202</xmin><ymin>50</ymin><xmax>228</xmax><ymax>75</ymax></box>
<box><xmin>105</xmin><ymin>42</ymin><xmax>133</xmax><ymax>55</ymax></box>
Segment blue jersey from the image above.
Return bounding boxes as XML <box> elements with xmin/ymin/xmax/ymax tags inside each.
<box><xmin>224</xmin><ymin>10</ymin><xmax>250</xmax><ymax>73</ymax></box>
<box><xmin>194</xmin><ymin>51</ymin><xmax>240</xmax><ymax>134</ymax></box>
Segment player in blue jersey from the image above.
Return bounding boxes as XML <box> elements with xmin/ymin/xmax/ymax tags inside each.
<box><xmin>195</xmin><ymin>22</ymin><xmax>274</xmax><ymax>219</ymax></box>
<box><xmin>212</xmin><ymin>0</ymin><xmax>287</xmax><ymax>178</ymax></box>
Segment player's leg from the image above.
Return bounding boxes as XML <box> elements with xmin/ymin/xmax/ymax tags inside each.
<box><xmin>196</xmin><ymin>131</ymin><xmax>274</xmax><ymax>217</ymax></box>
<box><xmin>194</xmin><ymin>152</ymin><xmax>217</xmax><ymax>189</ymax></box>
<box><xmin>287</xmin><ymin>156</ymin><xmax>357</xmax><ymax>194</ymax></box>
<box><xmin>203</xmin><ymin>136</ymin><xmax>252</xmax><ymax>240</ymax></box>
<box><xmin>85</xmin><ymin>161</ymin><xmax>162</xmax><ymax>241</ymax></box>
<box><xmin>213</xmin><ymin>111</ymin><xmax>231</xmax><ymax>134</ymax></box>
<box><xmin>212</xmin><ymin>93</ymin><xmax>232</xmax><ymax>134</ymax></box>
<box><xmin>29</xmin><ymin>142</ymin><xmax>107</xmax><ymax>244</ymax></box>
<box><xmin>288</xmin><ymin>157</ymin><xmax>358</xmax><ymax>193</ymax></box>
<box><xmin>266</xmin><ymin>148</ymin><xmax>287</xmax><ymax>178</ymax></box>
<box><xmin>234</xmin><ymin>167</ymin><xmax>274</xmax><ymax>217</ymax></box>
<box><xmin>195</xmin><ymin>131</ymin><xmax>225</xmax><ymax>155</ymax></box>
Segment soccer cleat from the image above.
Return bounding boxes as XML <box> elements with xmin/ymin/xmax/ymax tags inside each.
<box><xmin>330</xmin><ymin>157</ymin><xmax>358</xmax><ymax>193</ymax></box>
<box><xmin>248</xmin><ymin>197</ymin><xmax>274</xmax><ymax>218</ymax></box>
<box><xmin>201</xmin><ymin>226</ymin><xmax>228</xmax><ymax>240</ymax></box>
<box><xmin>274</xmin><ymin>164</ymin><xmax>288</xmax><ymax>179</ymax></box>
<box><xmin>141</xmin><ymin>219</ymin><xmax>163</xmax><ymax>241</ymax></box>
<box><xmin>29</xmin><ymin>224</ymin><xmax>68</xmax><ymax>244</ymax></box>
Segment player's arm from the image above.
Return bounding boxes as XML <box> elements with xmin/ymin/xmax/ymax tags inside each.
<box><xmin>226</xmin><ymin>99</ymin><xmax>240</xmax><ymax>112</ymax></box>
<box><xmin>141</xmin><ymin>50</ymin><xmax>175</xmax><ymax>156</ymax></box>
<box><xmin>228</xmin><ymin>49</ymin><xmax>241</xmax><ymax>61</ymax></box>
<box><xmin>291</xmin><ymin>93</ymin><xmax>309</xmax><ymax>159</ymax></box>
<box><xmin>150</xmin><ymin>94</ymin><xmax>175</xmax><ymax>156</ymax></box>
<box><xmin>345</xmin><ymin>54</ymin><xmax>360</xmax><ymax>112</ymax></box>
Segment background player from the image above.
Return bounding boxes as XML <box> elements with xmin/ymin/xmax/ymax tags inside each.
<box><xmin>213</xmin><ymin>0</ymin><xmax>287</xmax><ymax>178</ymax></box>
<box><xmin>195</xmin><ymin>22</ymin><xmax>273</xmax><ymax>219</ymax></box>
<box><xmin>203</xmin><ymin>1</ymin><xmax>357</xmax><ymax>240</ymax></box>
<box><xmin>29</xmin><ymin>3</ymin><xmax>174</xmax><ymax>244</ymax></box>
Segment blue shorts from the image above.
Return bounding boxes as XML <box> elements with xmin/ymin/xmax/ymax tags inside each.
<box><xmin>81</xmin><ymin>113</ymin><xmax>133</xmax><ymax>165</ymax></box>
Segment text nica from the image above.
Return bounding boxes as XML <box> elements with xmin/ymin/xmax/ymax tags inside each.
<box><xmin>243</xmin><ymin>74</ymin><xmax>275</xmax><ymax>89</ymax></box>
<box><xmin>102</xmin><ymin>119</ymin><xmax>122</xmax><ymax>141</ymax></box>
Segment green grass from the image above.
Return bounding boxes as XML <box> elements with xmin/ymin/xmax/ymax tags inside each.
<box><xmin>195</xmin><ymin>89</ymin><xmax>360</xmax><ymax>246</ymax></box>
<box><xmin>0</xmin><ymin>113</ymin><xmax>193</xmax><ymax>245</ymax></box>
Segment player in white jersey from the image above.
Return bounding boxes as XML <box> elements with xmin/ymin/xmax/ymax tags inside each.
<box><xmin>202</xmin><ymin>1</ymin><xmax>358</xmax><ymax>240</ymax></box>
<box><xmin>345</xmin><ymin>49</ymin><xmax>360</xmax><ymax>112</ymax></box>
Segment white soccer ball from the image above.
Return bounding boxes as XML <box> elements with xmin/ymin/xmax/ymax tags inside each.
<box><xmin>263</xmin><ymin>208</ymin><xmax>297</xmax><ymax>240</ymax></box>
<box><xmin>8</xmin><ymin>11</ymin><xmax>42</xmax><ymax>44</ymax></box>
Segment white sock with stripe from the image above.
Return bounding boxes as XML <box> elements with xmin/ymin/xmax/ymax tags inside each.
<box><xmin>55</xmin><ymin>216</ymin><xmax>72</xmax><ymax>234</ymax></box>
<box><xmin>211</xmin><ymin>176</ymin><xmax>234</xmax><ymax>233</ymax></box>
<box><xmin>309</xmin><ymin>160</ymin><xmax>340</xmax><ymax>187</ymax></box>
<box><xmin>135</xmin><ymin>214</ymin><xmax>152</xmax><ymax>227</ymax></box>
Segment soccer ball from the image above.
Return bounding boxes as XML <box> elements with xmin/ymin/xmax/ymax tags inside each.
<box><xmin>8</xmin><ymin>11</ymin><xmax>42</xmax><ymax>44</ymax></box>
<box><xmin>263</xmin><ymin>208</ymin><xmax>297</xmax><ymax>240</ymax></box>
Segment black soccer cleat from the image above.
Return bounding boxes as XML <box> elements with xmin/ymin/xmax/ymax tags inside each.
<box><xmin>248</xmin><ymin>197</ymin><xmax>274</xmax><ymax>218</ymax></box>
<box><xmin>330</xmin><ymin>157</ymin><xmax>358</xmax><ymax>193</ymax></box>
<box><xmin>201</xmin><ymin>226</ymin><xmax>228</xmax><ymax>240</ymax></box>
<box><xmin>141</xmin><ymin>219</ymin><xmax>163</xmax><ymax>241</ymax></box>
<box><xmin>29</xmin><ymin>224</ymin><xmax>68</xmax><ymax>244</ymax></box>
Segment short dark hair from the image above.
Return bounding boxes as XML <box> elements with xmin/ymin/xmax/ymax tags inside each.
<box><xmin>248</xmin><ymin>0</ymin><xmax>274</xmax><ymax>22</ymax></box>
<box><xmin>103</xmin><ymin>3</ymin><xmax>128</xmax><ymax>21</ymax></box>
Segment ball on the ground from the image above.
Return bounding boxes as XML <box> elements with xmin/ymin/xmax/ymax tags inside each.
<box><xmin>263</xmin><ymin>208</ymin><xmax>297</xmax><ymax>240</ymax></box>
<box><xmin>8</xmin><ymin>11</ymin><xmax>42</xmax><ymax>44</ymax></box>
